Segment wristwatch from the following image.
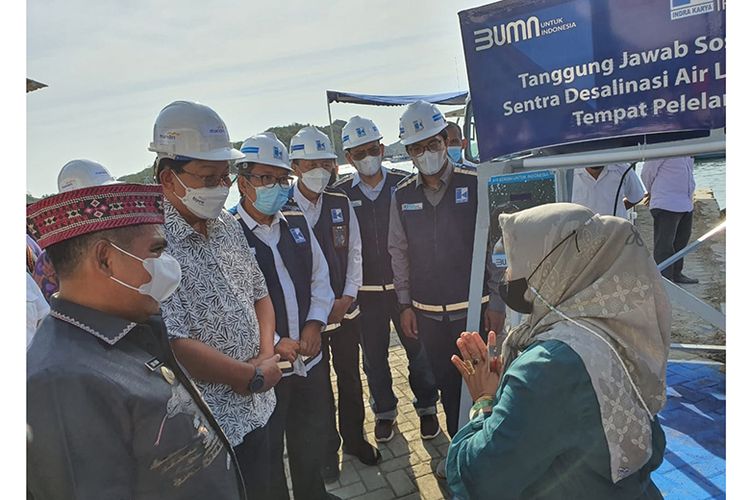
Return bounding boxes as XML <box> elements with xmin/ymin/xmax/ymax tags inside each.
<box><xmin>398</xmin><ymin>303</ymin><xmax>412</xmax><ymax>313</ymax></box>
<box><xmin>247</xmin><ymin>366</ymin><xmax>265</xmax><ymax>393</ymax></box>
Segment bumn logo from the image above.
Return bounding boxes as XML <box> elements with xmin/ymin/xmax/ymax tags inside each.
<box><xmin>474</xmin><ymin>16</ymin><xmax>541</xmax><ymax>52</ymax></box>
<box><xmin>670</xmin><ymin>0</ymin><xmax>714</xmax><ymax>20</ymax></box>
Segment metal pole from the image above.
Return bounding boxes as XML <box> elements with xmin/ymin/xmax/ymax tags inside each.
<box><xmin>656</xmin><ymin>220</ymin><xmax>726</xmax><ymax>271</ymax></box>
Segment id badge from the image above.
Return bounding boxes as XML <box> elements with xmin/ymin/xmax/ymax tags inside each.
<box><xmin>332</xmin><ymin>225</ymin><xmax>348</xmax><ymax>249</ymax></box>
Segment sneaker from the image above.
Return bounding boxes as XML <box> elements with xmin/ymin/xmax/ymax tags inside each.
<box><xmin>375</xmin><ymin>419</ymin><xmax>395</xmax><ymax>443</ymax></box>
<box><xmin>342</xmin><ymin>441</ymin><xmax>382</xmax><ymax>466</ymax></box>
<box><xmin>321</xmin><ymin>457</ymin><xmax>340</xmax><ymax>484</ymax></box>
<box><xmin>420</xmin><ymin>414</ymin><xmax>440</xmax><ymax>440</ymax></box>
<box><xmin>434</xmin><ymin>458</ymin><xmax>447</xmax><ymax>479</ymax></box>
<box><xmin>674</xmin><ymin>273</ymin><xmax>699</xmax><ymax>284</ymax></box>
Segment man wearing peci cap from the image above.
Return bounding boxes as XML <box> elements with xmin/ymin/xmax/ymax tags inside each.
<box><xmin>334</xmin><ymin>116</ymin><xmax>440</xmax><ymax>444</ymax></box>
<box><xmin>27</xmin><ymin>183</ymin><xmax>246</xmax><ymax>499</ymax></box>
<box><xmin>150</xmin><ymin>101</ymin><xmax>282</xmax><ymax>499</ymax></box>
<box><xmin>389</xmin><ymin>101</ymin><xmax>507</xmax><ymax>476</ymax></box>
<box><xmin>228</xmin><ymin>132</ymin><xmax>339</xmax><ymax>500</ymax></box>
<box><xmin>287</xmin><ymin>126</ymin><xmax>381</xmax><ymax>481</ymax></box>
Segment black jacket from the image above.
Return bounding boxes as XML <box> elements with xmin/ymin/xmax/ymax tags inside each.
<box><xmin>26</xmin><ymin>297</ymin><xmax>245</xmax><ymax>500</ymax></box>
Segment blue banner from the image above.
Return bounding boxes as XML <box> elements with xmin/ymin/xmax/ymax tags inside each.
<box><xmin>459</xmin><ymin>0</ymin><xmax>726</xmax><ymax>159</ymax></box>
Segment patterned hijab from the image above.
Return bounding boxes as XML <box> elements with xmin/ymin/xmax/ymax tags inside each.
<box><xmin>498</xmin><ymin>203</ymin><xmax>670</xmax><ymax>483</ymax></box>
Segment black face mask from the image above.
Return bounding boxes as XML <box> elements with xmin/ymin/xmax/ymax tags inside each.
<box><xmin>497</xmin><ymin>227</ymin><xmax>581</xmax><ymax>314</ymax></box>
<box><xmin>498</xmin><ymin>277</ymin><xmax>533</xmax><ymax>314</ymax></box>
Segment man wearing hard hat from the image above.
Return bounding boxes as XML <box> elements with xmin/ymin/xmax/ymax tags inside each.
<box><xmin>150</xmin><ymin>101</ymin><xmax>282</xmax><ymax>499</ymax></box>
<box><xmin>388</xmin><ymin>101</ymin><xmax>507</xmax><ymax>477</ymax></box>
<box><xmin>228</xmin><ymin>132</ymin><xmax>340</xmax><ymax>500</ymax></box>
<box><xmin>32</xmin><ymin>159</ymin><xmax>122</xmax><ymax>303</ymax></box>
<box><xmin>334</xmin><ymin>116</ymin><xmax>440</xmax><ymax>444</ymax></box>
<box><xmin>287</xmin><ymin>126</ymin><xmax>381</xmax><ymax>481</ymax></box>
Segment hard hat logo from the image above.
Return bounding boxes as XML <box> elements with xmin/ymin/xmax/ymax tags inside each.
<box><xmin>398</xmin><ymin>100</ymin><xmax>448</xmax><ymax>146</ymax></box>
<box><xmin>315</xmin><ymin>140</ymin><xmax>326</xmax><ymax>151</ymax></box>
<box><xmin>148</xmin><ymin>101</ymin><xmax>243</xmax><ymax>161</ymax></box>
<box><xmin>273</xmin><ymin>147</ymin><xmax>283</xmax><ymax>160</ymax></box>
<box><xmin>356</xmin><ymin>127</ymin><xmax>366</xmax><ymax>137</ymax></box>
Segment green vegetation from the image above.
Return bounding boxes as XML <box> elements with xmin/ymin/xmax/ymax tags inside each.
<box><xmin>27</xmin><ymin>120</ymin><xmax>407</xmax><ymax>199</ymax></box>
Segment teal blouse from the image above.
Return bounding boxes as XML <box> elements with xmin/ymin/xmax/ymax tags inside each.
<box><xmin>447</xmin><ymin>339</ymin><xmax>665</xmax><ymax>500</ymax></box>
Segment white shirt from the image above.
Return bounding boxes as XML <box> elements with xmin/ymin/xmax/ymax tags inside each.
<box><xmin>293</xmin><ymin>183</ymin><xmax>363</xmax><ymax>298</ymax></box>
<box><xmin>571</xmin><ymin>164</ymin><xmax>645</xmax><ymax>219</ymax></box>
<box><xmin>27</xmin><ymin>273</ymin><xmax>49</xmax><ymax>349</ymax></box>
<box><xmin>236</xmin><ymin>204</ymin><xmax>334</xmax><ymax>374</ymax></box>
<box><xmin>352</xmin><ymin>166</ymin><xmax>387</xmax><ymax>201</ymax></box>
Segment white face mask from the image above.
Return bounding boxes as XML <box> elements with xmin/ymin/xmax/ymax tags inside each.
<box><xmin>174</xmin><ymin>174</ymin><xmax>229</xmax><ymax>219</ymax></box>
<box><xmin>109</xmin><ymin>243</ymin><xmax>182</xmax><ymax>303</ymax></box>
<box><xmin>413</xmin><ymin>148</ymin><xmax>447</xmax><ymax>176</ymax></box>
<box><xmin>353</xmin><ymin>155</ymin><xmax>382</xmax><ymax>177</ymax></box>
<box><xmin>300</xmin><ymin>167</ymin><xmax>331</xmax><ymax>194</ymax></box>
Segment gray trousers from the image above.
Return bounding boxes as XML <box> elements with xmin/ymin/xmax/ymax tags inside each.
<box><xmin>651</xmin><ymin>208</ymin><xmax>693</xmax><ymax>279</ymax></box>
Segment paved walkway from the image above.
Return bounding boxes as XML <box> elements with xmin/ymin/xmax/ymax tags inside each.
<box><xmin>320</xmin><ymin>331</ymin><xmax>453</xmax><ymax>500</ymax></box>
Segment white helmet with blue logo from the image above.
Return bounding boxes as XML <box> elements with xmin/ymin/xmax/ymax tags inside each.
<box><xmin>398</xmin><ymin>100</ymin><xmax>448</xmax><ymax>146</ymax></box>
<box><xmin>148</xmin><ymin>100</ymin><xmax>244</xmax><ymax>162</ymax></box>
<box><xmin>289</xmin><ymin>126</ymin><xmax>338</xmax><ymax>161</ymax></box>
<box><xmin>237</xmin><ymin>132</ymin><xmax>291</xmax><ymax>171</ymax></box>
<box><xmin>341</xmin><ymin>116</ymin><xmax>383</xmax><ymax>150</ymax></box>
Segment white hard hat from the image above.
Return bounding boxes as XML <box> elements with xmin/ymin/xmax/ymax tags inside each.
<box><xmin>148</xmin><ymin>100</ymin><xmax>244</xmax><ymax>162</ymax></box>
<box><xmin>238</xmin><ymin>132</ymin><xmax>291</xmax><ymax>171</ymax></box>
<box><xmin>341</xmin><ymin>116</ymin><xmax>383</xmax><ymax>150</ymax></box>
<box><xmin>289</xmin><ymin>126</ymin><xmax>338</xmax><ymax>160</ymax></box>
<box><xmin>398</xmin><ymin>100</ymin><xmax>448</xmax><ymax>146</ymax></box>
<box><xmin>57</xmin><ymin>159</ymin><xmax>119</xmax><ymax>193</ymax></box>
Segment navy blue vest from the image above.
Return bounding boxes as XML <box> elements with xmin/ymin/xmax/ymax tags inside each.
<box><xmin>229</xmin><ymin>204</ymin><xmax>313</xmax><ymax>339</ymax></box>
<box><xmin>394</xmin><ymin>166</ymin><xmax>479</xmax><ymax>307</ymax></box>
<box><xmin>287</xmin><ymin>189</ymin><xmax>352</xmax><ymax>301</ymax></box>
<box><xmin>334</xmin><ymin>170</ymin><xmax>405</xmax><ymax>290</ymax></box>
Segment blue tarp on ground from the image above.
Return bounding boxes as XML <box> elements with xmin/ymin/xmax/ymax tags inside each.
<box><xmin>654</xmin><ymin>361</ymin><xmax>726</xmax><ymax>499</ymax></box>
<box><xmin>326</xmin><ymin>90</ymin><xmax>468</xmax><ymax>106</ymax></box>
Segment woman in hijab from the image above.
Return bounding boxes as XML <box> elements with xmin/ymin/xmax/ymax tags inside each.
<box><xmin>446</xmin><ymin>203</ymin><xmax>670</xmax><ymax>499</ymax></box>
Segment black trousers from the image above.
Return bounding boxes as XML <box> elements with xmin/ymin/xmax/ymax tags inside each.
<box><xmin>233</xmin><ymin>424</ymin><xmax>271</xmax><ymax>500</ymax></box>
<box><xmin>322</xmin><ymin>316</ymin><xmax>367</xmax><ymax>460</ymax></box>
<box><xmin>415</xmin><ymin>309</ymin><xmax>488</xmax><ymax>438</ymax></box>
<box><xmin>268</xmin><ymin>363</ymin><xmax>332</xmax><ymax>500</ymax></box>
<box><xmin>651</xmin><ymin>208</ymin><xmax>693</xmax><ymax>279</ymax></box>
<box><xmin>358</xmin><ymin>291</ymin><xmax>438</xmax><ymax>418</ymax></box>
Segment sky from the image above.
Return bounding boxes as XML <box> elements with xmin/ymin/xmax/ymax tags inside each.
<box><xmin>26</xmin><ymin>0</ymin><xmax>486</xmax><ymax>196</ymax></box>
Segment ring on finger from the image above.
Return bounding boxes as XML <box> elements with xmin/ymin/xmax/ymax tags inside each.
<box><xmin>463</xmin><ymin>359</ymin><xmax>476</xmax><ymax>375</ymax></box>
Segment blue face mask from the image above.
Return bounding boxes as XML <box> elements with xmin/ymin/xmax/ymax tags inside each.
<box><xmin>253</xmin><ymin>184</ymin><xmax>290</xmax><ymax>215</ymax></box>
<box><xmin>447</xmin><ymin>146</ymin><xmax>463</xmax><ymax>164</ymax></box>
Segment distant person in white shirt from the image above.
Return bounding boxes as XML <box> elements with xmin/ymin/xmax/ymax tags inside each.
<box><xmin>571</xmin><ymin>163</ymin><xmax>645</xmax><ymax>219</ymax></box>
<box><xmin>640</xmin><ymin>156</ymin><xmax>698</xmax><ymax>285</ymax></box>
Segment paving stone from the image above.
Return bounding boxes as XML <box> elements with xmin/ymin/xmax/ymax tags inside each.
<box><xmin>352</xmin><ymin>488</ymin><xmax>398</xmax><ymax>500</ymax></box>
<box><xmin>386</xmin><ymin>469</ymin><xmax>417</xmax><ymax>497</ymax></box>
<box><xmin>414</xmin><ymin>474</ymin><xmax>448</xmax><ymax>500</ymax></box>
<box><xmin>358</xmin><ymin>467</ymin><xmax>388</xmax><ymax>491</ymax></box>
<box><xmin>329</xmin><ymin>481</ymin><xmax>367</xmax><ymax>499</ymax></box>
<box><xmin>338</xmin><ymin>464</ymin><xmax>361</xmax><ymax>486</ymax></box>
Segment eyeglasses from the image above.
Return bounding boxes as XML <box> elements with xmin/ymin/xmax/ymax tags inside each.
<box><xmin>406</xmin><ymin>138</ymin><xmax>445</xmax><ymax>158</ymax></box>
<box><xmin>241</xmin><ymin>173</ymin><xmax>294</xmax><ymax>188</ymax></box>
<box><xmin>178</xmin><ymin>170</ymin><xmax>234</xmax><ymax>188</ymax></box>
<box><xmin>349</xmin><ymin>145</ymin><xmax>381</xmax><ymax>162</ymax></box>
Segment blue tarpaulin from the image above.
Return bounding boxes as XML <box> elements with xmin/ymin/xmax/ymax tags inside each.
<box><xmin>326</xmin><ymin>90</ymin><xmax>468</xmax><ymax>106</ymax></box>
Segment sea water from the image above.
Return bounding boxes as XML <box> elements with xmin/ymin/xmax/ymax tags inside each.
<box><xmin>225</xmin><ymin>158</ymin><xmax>726</xmax><ymax>211</ymax></box>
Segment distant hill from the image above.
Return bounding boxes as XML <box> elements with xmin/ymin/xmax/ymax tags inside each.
<box><xmin>27</xmin><ymin>119</ymin><xmax>407</xmax><ymax>199</ymax></box>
